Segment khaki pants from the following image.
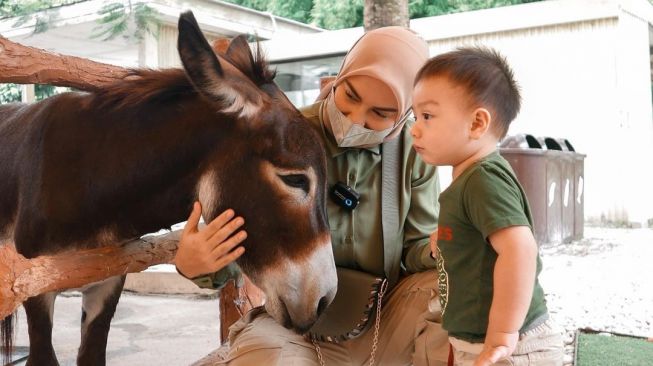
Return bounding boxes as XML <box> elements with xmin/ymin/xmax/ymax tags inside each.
<box><xmin>450</xmin><ymin>319</ymin><xmax>564</xmax><ymax>366</ymax></box>
<box><xmin>217</xmin><ymin>270</ymin><xmax>449</xmax><ymax>366</ymax></box>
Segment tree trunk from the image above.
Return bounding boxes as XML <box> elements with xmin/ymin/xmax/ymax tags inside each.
<box><xmin>0</xmin><ymin>232</ymin><xmax>179</xmax><ymax>320</ymax></box>
<box><xmin>364</xmin><ymin>0</ymin><xmax>409</xmax><ymax>31</ymax></box>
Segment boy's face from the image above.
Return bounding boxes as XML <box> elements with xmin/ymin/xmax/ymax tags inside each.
<box><xmin>411</xmin><ymin>76</ymin><xmax>477</xmax><ymax>167</ymax></box>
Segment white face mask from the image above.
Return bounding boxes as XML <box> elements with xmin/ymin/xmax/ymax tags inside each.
<box><xmin>325</xmin><ymin>91</ymin><xmax>394</xmax><ymax>148</ymax></box>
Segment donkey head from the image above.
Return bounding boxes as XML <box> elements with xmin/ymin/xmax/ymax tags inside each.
<box><xmin>177</xmin><ymin>12</ymin><xmax>336</xmax><ymax>332</ymax></box>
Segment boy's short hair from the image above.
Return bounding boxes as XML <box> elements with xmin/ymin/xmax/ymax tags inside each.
<box><xmin>415</xmin><ymin>47</ymin><xmax>521</xmax><ymax>139</ymax></box>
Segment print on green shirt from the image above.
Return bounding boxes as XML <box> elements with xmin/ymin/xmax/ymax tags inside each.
<box><xmin>434</xmin><ymin>249</ymin><xmax>449</xmax><ymax>317</ymax></box>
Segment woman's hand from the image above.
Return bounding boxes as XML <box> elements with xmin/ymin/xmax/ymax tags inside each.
<box><xmin>175</xmin><ymin>202</ymin><xmax>247</xmax><ymax>279</ymax></box>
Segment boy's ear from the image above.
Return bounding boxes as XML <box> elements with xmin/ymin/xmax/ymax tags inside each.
<box><xmin>469</xmin><ymin>108</ymin><xmax>492</xmax><ymax>139</ymax></box>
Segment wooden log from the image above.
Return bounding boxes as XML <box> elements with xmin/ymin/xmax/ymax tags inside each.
<box><xmin>0</xmin><ymin>36</ymin><xmax>232</xmax><ymax>90</ymax></box>
<box><xmin>219</xmin><ymin>276</ymin><xmax>265</xmax><ymax>342</ymax></box>
<box><xmin>0</xmin><ymin>231</ymin><xmax>179</xmax><ymax>320</ymax></box>
<box><xmin>0</xmin><ymin>36</ymin><xmax>130</xmax><ymax>90</ymax></box>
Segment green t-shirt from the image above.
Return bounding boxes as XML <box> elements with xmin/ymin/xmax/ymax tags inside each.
<box><xmin>435</xmin><ymin>151</ymin><xmax>548</xmax><ymax>343</ymax></box>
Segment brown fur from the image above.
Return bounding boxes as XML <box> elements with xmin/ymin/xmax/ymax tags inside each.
<box><xmin>0</xmin><ymin>12</ymin><xmax>330</xmax><ymax>365</ymax></box>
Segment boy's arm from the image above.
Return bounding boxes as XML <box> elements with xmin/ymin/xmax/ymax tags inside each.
<box><xmin>474</xmin><ymin>225</ymin><xmax>537</xmax><ymax>366</ymax></box>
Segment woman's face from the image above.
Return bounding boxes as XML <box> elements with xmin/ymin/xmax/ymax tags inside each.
<box><xmin>333</xmin><ymin>75</ymin><xmax>399</xmax><ymax>131</ymax></box>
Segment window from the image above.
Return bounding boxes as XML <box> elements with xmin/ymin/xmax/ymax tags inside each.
<box><xmin>272</xmin><ymin>55</ymin><xmax>344</xmax><ymax>107</ymax></box>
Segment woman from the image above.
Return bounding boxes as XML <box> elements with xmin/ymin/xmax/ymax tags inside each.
<box><xmin>176</xmin><ymin>26</ymin><xmax>449</xmax><ymax>365</ymax></box>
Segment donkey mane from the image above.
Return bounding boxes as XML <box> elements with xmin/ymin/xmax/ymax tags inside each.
<box><xmin>221</xmin><ymin>41</ymin><xmax>277</xmax><ymax>87</ymax></box>
<box><xmin>91</xmin><ymin>40</ymin><xmax>276</xmax><ymax>111</ymax></box>
<box><xmin>91</xmin><ymin>69</ymin><xmax>193</xmax><ymax>110</ymax></box>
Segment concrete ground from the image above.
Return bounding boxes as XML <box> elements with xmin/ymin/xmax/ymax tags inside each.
<box><xmin>10</xmin><ymin>280</ymin><xmax>222</xmax><ymax>365</ymax></box>
<box><xmin>7</xmin><ymin>226</ymin><xmax>653</xmax><ymax>365</ymax></box>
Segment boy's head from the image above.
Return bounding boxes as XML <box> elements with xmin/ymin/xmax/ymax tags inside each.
<box><xmin>411</xmin><ymin>47</ymin><xmax>521</xmax><ymax>167</ymax></box>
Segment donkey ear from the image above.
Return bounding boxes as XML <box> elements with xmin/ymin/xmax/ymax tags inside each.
<box><xmin>224</xmin><ymin>35</ymin><xmax>294</xmax><ymax>108</ymax></box>
<box><xmin>225</xmin><ymin>35</ymin><xmax>256</xmax><ymax>76</ymax></box>
<box><xmin>177</xmin><ymin>11</ymin><xmax>264</xmax><ymax>119</ymax></box>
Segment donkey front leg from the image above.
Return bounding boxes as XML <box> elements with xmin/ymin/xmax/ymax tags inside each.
<box><xmin>24</xmin><ymin>292</ymin><xmax>59</xmax><ymax>366</ymax></box>
<box><xmin>77</xmin><ymin>275</ymin><xmax>126</xmax><ymax>366</ymax></box>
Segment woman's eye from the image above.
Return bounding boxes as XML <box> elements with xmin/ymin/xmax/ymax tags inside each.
<box><xmin>422</xmin><ymin>113</ymin><xmax>432</xmax><ymax>120</ymax></box>
<box><xmin>345</xmin><ymin>91</ymin><xmax>356</xmax><ymax>101</ymax></box>
<box><xmin>373</xmin><ymin>110</ymin><xmax>388</xmax><ymax>119</ymax></box>
<box><xmin>279</xmin><ymin>174</ymin><xmax>310</xmax><ymax>193</ymax></box>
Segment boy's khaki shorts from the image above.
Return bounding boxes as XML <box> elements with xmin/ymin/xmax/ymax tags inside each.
<box><xmin>450</xmin><ymin>319</ymin><xmax>564</xmax><ymax>366</ymax></box>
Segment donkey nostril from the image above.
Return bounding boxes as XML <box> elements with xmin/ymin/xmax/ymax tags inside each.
<box><xmin>316</xmin><ymin>295</ymin><xmax>330</xmax><ymax>317</ymax></box>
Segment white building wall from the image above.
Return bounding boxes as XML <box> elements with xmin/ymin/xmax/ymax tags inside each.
<box><xmin>158</xmin><ymin>25</ymin><xmax>181</xmax><ymax>68</ymax></box>
<box><xmin>156</xmin><ymin>25</ymin><xmax>214</xmax><ymax>68</ymax></box>
<box><xmin>424</xmin><ymin>17</ymin><xmax>652</xmax><ymax>225</ymax></box>
<box><xmin>612</xmin><ymin>10</ymin><xmax>653</xmax><ymax>225</ymax></box>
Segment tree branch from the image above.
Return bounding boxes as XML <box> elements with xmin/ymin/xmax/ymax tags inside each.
<box><xmin>0</xmin><ymin>231</ymin><xmax>179</xmax><ymax>319</ymax></box>
<box><xmin>0</xmin><ymin>36</ymin><xmax>129</xmax><ymax>90</ymax></box>
<box><xmin>0</xmin><ymin>36</ymin><xmax>234</xmax><ymax>91</ymax></box>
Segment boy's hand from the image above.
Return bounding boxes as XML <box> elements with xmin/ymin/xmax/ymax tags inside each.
<box><xmin>473</xmin><ymin>331</ymin><xmax>519</xmax><ymax>366</ymax></box>
<box><xmin>429</xmin><ymin>229</ymin><xmax>438</xmax><ymax>259</ymax></box>
<box><xmin>175</xmin><ymin>202</ymin><xmax>247</xmax><ymax>279</ymax></box>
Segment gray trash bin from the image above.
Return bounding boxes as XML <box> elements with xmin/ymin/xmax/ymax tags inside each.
<box><xmin>543</xmin><ymin>138</ymin><xmax>585</xmax><ymax>241</ymax></box>
<box><xmin>542</xmin><ymin>138</ymin><xmax>575</xmax><ymax>242</ymax></box>
<box><xmin>500</xmin><ymin>135</ymin><xmax>585</xmax><ymax>244</ymax></box>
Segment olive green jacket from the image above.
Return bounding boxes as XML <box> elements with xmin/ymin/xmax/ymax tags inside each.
<box><xmin>191</xmin><ymin>101</ymin><xmax>440</xmax><ymax>288</ymax></box>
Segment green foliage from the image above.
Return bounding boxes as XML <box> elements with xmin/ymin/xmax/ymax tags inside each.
<box><xmin>227</xmin><ymin>0</ymin><xmax>314</xmax><ymax>24</ymax></box>
<box><xmin>34</xmin><ymin>84</ymin><xmax>59</xmax><ymax>100</ymax></box>
<box><xmin>227</xmin><ymin>0</ymin><xmax>365</xmax><ymax>29</ymax></box>
<box><xmin>93</xmin><ymin>1</ymin><xmax>160</xmax><ymax>42</ymax></box>
<box><xmin>223</xmin><ymin>0</ymin><xmax>543</xmax><ymax>30</ymax></box>
<box><xmin>228</xmin><ymin>0</ymin><xmax>269</xmax><ymax>11</ymax></box>
<box><xmin>268</xmin><ymin>0</ymin><xmax>314</xmax><ymax>23</ymax></box>
<box><xmin>0</xmin><ymin>84</ymin><xmax>65</xmax><ymax>104</ymax></box>
<box><xmin>1</xmin><ymin>0</ymin><xmax>546</xmax><ymax>35</ymax></box>
<box><xmin>0</xmin><ymin>84</ymin><xmax>21</xmax><ymax>103</ymax></box>
<box><xmin>410</xmin><ymin>0</ymin><xmax>542</xmax><ymax>19</ymax></box>
<box><xmin>409</xmin><ymin>0</ymin><xmax>456</xmax><ymax>18</ymax></box>
<box><xmin>0</xmin><ymin>0</ymin><xmax>81</xmax><ymax>19</ymax></box>
<box><xmin>1</xmin><ymin>1</ymin><xmax>93</xmax><ymax>35</ymax></box>
<box><xmin>0</xmin><ymin>0</ymin><xmax>158</xmax><ymax>41</ymax></box>
<box><xmin>311</xmin><ymin>0</ymin><xmax>363</xmax><ymax>29</ymax></box>
<box><xmin>3</xmin><ymin>0</ymin><xmax>59</xmax><ymax>33</ymax></box>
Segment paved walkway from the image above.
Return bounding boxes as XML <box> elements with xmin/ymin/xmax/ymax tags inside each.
<box><xmin>11</xmin><ymin>292</ymin><xmax>222</xmax><ymax>366</ymax></box>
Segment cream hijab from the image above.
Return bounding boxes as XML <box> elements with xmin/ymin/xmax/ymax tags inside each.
<box><xmin>319</xmin><ymin>26</ymin><xmax>429</xmax><ymax>142</ymax></box>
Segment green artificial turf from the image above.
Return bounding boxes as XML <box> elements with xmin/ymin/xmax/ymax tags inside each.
<box><xmin>575</xmin><ymin>330</ymin><xmax>653</xmax><ymax>366</ymax></box>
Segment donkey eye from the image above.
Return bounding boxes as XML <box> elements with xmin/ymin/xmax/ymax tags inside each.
<box><xmin>279</xmin><ymin>174</ymin><xmax>310</xmax><ymax>193</ymax></box>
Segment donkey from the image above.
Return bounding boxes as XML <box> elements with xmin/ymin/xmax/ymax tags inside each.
<box><xmin>0</xmin><ymin>11</ymin><xmax>337</xmax><ymax>366</ymax></box>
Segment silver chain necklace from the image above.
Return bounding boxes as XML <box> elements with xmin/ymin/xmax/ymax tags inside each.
<box><xmin>309</xmin><ymin>280</ymin><xmax>389</xmax><ymax>366</ymax></box>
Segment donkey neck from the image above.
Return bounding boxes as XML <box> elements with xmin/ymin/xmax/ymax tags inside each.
<box><xmin>37</xmin><ymin>91</ymin><xmax>236</xmax><ymax>245</ymax></box>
